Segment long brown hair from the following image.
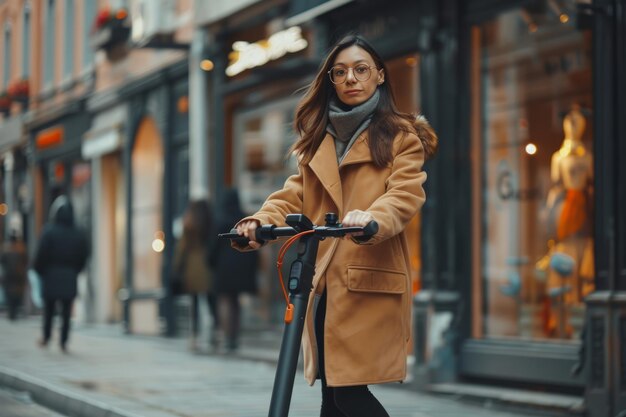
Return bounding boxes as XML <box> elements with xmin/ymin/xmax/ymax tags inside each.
<box><xmin>182</xmin><ymin>200</ymin><xmax>212</xmax><ymax>247</ymax></box>
<box><xmin>291</xmin><ymin>34</ymin><xmax>438</xmax><ymax>167</ymax></box>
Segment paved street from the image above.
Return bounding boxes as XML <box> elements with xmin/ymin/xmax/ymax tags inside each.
<box><xmin>0</xmin><ymin>317</ymin><xmax>538</xmax><ymax>417</ymax></box>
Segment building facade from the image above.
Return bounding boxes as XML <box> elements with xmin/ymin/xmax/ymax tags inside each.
<box><xmin>0</xmin><ymin>0</ymin><xmax>195</xmax><ymax>333</ymax></box>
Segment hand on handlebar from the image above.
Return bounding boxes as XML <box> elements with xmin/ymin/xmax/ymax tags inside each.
<box><xmin>236</xmin><ymin>220</ymin><xmax>262</xmax><ymax>249</ymax></box>
<box><xmin>341</xmin><ymin>210</ymin><xmax>375</xmax><ymax>239</ymax></box>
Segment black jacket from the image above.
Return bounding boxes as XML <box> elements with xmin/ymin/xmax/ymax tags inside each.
<box><xmin>33</xmin><ymin>197</ymin><xmax>89</xmax><ymax>299</ymax></box>
<box><xmin>210</xmin><ymin>189</ymin><xmax>258</xmax><ymax>295</ymax></box>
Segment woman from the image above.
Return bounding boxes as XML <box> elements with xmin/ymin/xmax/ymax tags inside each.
<box><xmin>172</xmin><ymin>200</ymin><xmax>218</xmax><ymax>350</ymax></box>
<box><xmin>235</xmin><ymin>35</ymin><xmax>437</xmax><ymax>416</ymax></box>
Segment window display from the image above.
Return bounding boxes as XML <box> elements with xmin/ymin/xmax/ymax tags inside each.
<box><xmin>473</xmin><ymin>1</ymin><xmax>594</xmax><ymax>341</ymax></box>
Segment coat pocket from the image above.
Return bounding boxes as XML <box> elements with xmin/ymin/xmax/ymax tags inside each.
<box><xmin>347</xmin><ymin>266</ymin><xmax>406</xmax><ymax>294</ymax></box>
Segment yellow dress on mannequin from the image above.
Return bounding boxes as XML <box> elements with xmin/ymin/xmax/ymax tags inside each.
<box><xmin>545</xmin><ymin>106</ymin><xmax>594</xmax><ymax>337</ymax></box>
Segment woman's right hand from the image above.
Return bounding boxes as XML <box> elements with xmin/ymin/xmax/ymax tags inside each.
<box><xmin>236</xmin><ymin>220</ymin><xmax>262</xmax><ymax>249</ymax></box>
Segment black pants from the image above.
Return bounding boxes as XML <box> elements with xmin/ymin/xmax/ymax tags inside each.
<box><xmin>4</xmin><ymin>290</ymin><xmax>22</xmax><ymax>320</ymax></box>
<box><xmin>315</xmin><ymin>291</ymin><xmax>390</xmax><ymax>417</ymax></box>
<box><xmin>42</xmin><ymin>298</ymin><xmax>73</xmax><ymax>347</ymax></box>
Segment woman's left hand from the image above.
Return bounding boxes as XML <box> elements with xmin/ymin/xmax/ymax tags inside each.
<box><xmin>342</xmin><ymin>210</ymin><xmax>375</xmax><ymax>238</ymax></box>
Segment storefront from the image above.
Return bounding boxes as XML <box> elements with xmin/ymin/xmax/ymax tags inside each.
<box><xmin>412</xmin><ymin>0</ymin><xmax>626</xmax><ymax>404</ymax></box>
<box><xmin>464</xmin><ymin>0</ymin><xmax>594</xmax><ymax>388</ymax></box>
<box><xmin>205</xmin><ymin>0</ymin><xmax>425</xmax><ymax>326</ymax></box>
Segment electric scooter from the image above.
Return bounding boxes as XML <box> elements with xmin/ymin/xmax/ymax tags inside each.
<box><xmin>218</xmin><ymin>212</ymin><xmax>378</xmax><ymax>417</ymax></box>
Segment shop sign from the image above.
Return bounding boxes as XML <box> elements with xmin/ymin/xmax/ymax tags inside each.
<box><xmin>226</xmin><ymin>26</ymin><xmax>308</xmax><ymax>77</ymax></box>
<box><xmin>35</xmin><ymin>127</ymin><xmax>64</xmax><ymax>149</ymax></box>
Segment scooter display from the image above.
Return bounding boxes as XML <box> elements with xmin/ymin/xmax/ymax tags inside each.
<box><xmin>218</xmin><ymin>212</ymin><xmax>378</xmax><ymax>417</ymax></box>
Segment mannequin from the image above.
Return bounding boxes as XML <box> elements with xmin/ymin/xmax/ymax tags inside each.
<box><xmin>545</xmin><ymin>105</ymin><xmax>594</xmax><ymax>338</ymax></box>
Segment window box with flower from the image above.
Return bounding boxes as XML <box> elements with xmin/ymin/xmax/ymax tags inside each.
<box><xmin>7</xmin><ymin>78</ymin><xmax>30</xmax><ymax>106</ymax></box>
<box><xmin>90</xmin><ymin>7</ymin><xmax>131</xmax><ymax>59</ymax></box>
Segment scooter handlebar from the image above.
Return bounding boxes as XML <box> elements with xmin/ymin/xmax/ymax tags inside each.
<box><xmin>217</xmin><ymin>218</ymin><xmax>378</xmax><ymax>246</ymax></box>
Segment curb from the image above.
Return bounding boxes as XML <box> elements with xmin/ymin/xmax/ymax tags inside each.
<box><xmin>428</xmin><ymin>383</ymin><xmax>586</xmax><ymax>417</ymax></box>
<box><xmin>0</xmin><ymin>366</ymin><xmax>142</xmax><ymax>417</ymax></box>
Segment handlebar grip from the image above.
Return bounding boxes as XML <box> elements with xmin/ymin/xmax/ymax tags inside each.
<box><xmin>218</xmin><ymin>229</ymin><xmax>250</xmax><ymax>248</ymax></box>
<box><xmin>218</xmin><ymin>229</ymin><xmax>265</xmax><ymax>247</ymax></box>
<box><xmin>362</xmin><ymin>220</ymin><xmax>379</xmax><ymax>237</ymax></box>
<box><xmin>351</xmin><ymin>220</ymin><xmax>379</xmax><ymax>243</ymax></box>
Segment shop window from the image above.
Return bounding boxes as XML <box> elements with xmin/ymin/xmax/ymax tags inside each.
<box><xmin>472</xmin><ymin>1</ymin><xmax>594</xmax><ymax>341</ymax></box>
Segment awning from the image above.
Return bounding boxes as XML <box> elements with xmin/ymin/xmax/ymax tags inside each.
<box><xmin>285</xmin><ymin>0</ymin><xmax>354</xmax><ymax>27</ymax></box>
<box><xmin>81</xmin><ymin>104</ymin><xmax>127</xmax><ymax>159</ymax></box>
<box><xmin>82</xmin><ymin>128</ymin><xmax>122</xmax><ymax>159</ymax></box>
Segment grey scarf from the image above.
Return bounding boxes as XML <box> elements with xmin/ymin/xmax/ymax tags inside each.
<box><xmin>326</xmin><ymin>89</ymin><xmax>380</xmax><ymax>163</ymax></box>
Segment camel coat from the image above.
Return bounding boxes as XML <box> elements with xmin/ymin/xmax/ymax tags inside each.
<box><xmin>238</xmin><ymin>124</ymin><xmax>426</xmax><ymax>386</ymax></box>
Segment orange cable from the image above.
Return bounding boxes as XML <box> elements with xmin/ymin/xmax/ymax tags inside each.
<box><xmin>276</xmin><ymin>230</ymin><xmax>315</xmax><ymax>323</ymax></box>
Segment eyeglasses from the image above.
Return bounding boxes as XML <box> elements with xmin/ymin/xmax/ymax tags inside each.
<box><xmin>328</xmin><ymin>64</ymin><xmax>378</xmax><ymax>84</ymax></box>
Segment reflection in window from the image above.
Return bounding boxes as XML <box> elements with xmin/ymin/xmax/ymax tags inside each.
<box><xmin>474</xmin><ymin>0</ymin><xmax>594</xmax><ymax>341</ymax></box>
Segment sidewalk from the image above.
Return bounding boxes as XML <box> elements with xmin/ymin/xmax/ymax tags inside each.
<box><xmin>0</xmin><ymin>317</ymin><xmax>567</xmax><ymax>417</ymax></box>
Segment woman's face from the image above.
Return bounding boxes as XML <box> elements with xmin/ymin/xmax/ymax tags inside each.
<box><xmin>330</xmin><ymin>45</ymin><xmax>384</xmax><ymax>107</ymax></box>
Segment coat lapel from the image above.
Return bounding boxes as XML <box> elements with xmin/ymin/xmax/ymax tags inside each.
<box><xmin>309</xmin><ymin>134</ymin><xmax>343</xmax><ymax>212</ymax></box>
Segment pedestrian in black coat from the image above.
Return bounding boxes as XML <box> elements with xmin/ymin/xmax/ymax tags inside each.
<box><xmin>210</xmin><ymin>188</ymin><xmax>258</xmax><ymax>351</ymax></box>
<box><xmin>33</xmin><ymin>195</ymin><xmax>89</xmax><ymax>352</ymax></box>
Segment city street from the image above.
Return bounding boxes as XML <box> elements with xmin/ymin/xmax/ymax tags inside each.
<box><xmin>0</xmin><ymin>318</ymin><xmax>539</xmax><ymax>417</ymax></box>
<box><xmin>0</xmin><ymin>0</ymin><xmax>624</xmax><ymax>416</ymax></box>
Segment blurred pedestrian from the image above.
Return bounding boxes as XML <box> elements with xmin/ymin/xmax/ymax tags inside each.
<box><xmin>210</xmin><ymin>188</ymin><xmax>258</xmax><ymax>352</ymax></box>
<box><xmin>0</xmin><ymin>230</ymin><xmax>28</xmax><ymax>320</ymax></box>
<box><xmin>234</xmin><ymin>35</ymin><xmax>436</xmax><ymax>416</ymax></box>
<box><xmin>33</xmin><ymin>195</ymin><xmax>89</xmax><ymax>352</ymax></box>
<box><xmin>171</xmin><ymin>200</ymin><xmax>218</xmax><ymax>351</ymax></box>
